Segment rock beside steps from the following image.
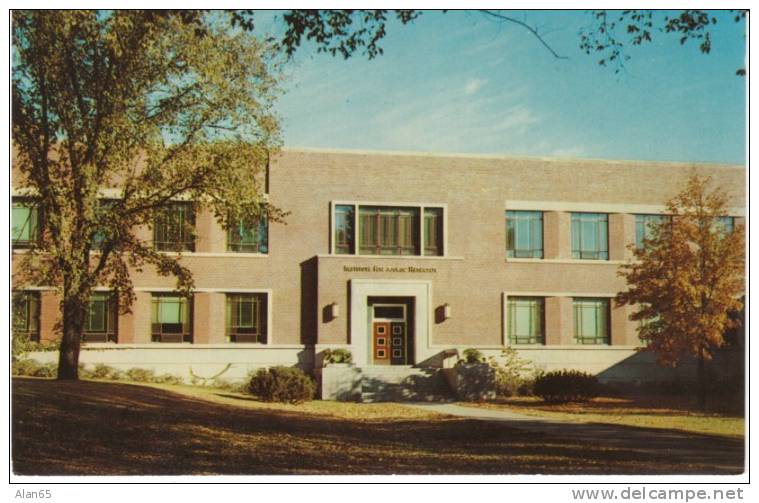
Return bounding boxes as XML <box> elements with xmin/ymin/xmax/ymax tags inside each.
<box><xmin>359</xmin><ymin>366</ymin><xmax>453</xmax><ymax>403</ymax></box>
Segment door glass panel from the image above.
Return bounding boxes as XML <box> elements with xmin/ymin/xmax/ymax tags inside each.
<box><xmin>374</xmin><ymin>306</ymin><xmax>404</xmax><ymax>319</ymax></box>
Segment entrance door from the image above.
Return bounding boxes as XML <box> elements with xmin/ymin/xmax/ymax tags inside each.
<box><xmin>371</xmin><ymin>304</ymin><xmax>407</xmax><ymax>365</ymax></box>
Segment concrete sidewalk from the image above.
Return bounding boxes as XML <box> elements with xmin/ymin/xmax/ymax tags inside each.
<box><xmin>406</xmin><ymin>403</ymin><xmax>745</xmax><ymax>474</ymax></box>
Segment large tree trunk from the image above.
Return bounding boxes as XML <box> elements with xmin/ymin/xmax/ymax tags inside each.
<box><xmin>696</xmin><ymin>347</ymin><xmax>707</xmax><ymax>410</ymax></box>
<box><xmin>57</xmin><ymin>296</ymin><xmax>86</xmax><ymax>380</ymax></box>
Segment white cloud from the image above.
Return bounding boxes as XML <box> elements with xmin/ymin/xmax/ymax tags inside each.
<box><xmin>464</xmin><ymin>78</ymin><xmax>487</xmax><ymax>95</ymax></box>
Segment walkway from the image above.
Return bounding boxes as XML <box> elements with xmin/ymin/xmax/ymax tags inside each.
<box><xmin>407</xmin><ymin>403</ymin><xmax>745</xmax><ymax>474</ymax></box>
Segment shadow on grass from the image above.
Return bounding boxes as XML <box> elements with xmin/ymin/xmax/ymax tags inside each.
<box><xmin>11</xmin><ymin>378</ymin><xmax>744</xmax><ymax>476</ymax></box>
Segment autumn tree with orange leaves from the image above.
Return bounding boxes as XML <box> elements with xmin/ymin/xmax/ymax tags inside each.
<box><xmin>616</xmin><ymin>175</ymin><xmax>745</xmax><ymax>408</ymax></box>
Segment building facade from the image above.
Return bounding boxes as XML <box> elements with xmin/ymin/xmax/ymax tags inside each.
<box><xmin>12</xmin><ymin>149</ymin><xmax>745</xmax><ymax>383</ymax></box>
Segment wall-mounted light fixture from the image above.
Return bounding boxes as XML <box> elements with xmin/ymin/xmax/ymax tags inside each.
<box><xmin>330</xmin><ymin>302</ymin><xmax>340</xmax><ymax>319</ymax></box>
<box><xmin>443</xmin><ymin>303</ymin><xmax>451</xmax><ymax>320</ymax></box>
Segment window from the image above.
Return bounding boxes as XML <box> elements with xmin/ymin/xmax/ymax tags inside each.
<box><xmin>154</xmin><ymin>203</ymin><xmax>195</xmax><ymax>252</ymax></box>
<box><xmin>226</xmin><ymin>293</ymin><xmax>268</xmax><ymax>343</ymax></box>
<box><xmin>715</xmin><ymin>216</ymin><xmax>735</xmax><ymax>235</ymax></box>
<box><xmin>424</xmin><ymin>208</ymin><xmax>444</xmax><ymax>256</ymax></box>
<box><xmin>334</xmin><ymin>205</ymin><xmax>355</xmax><ymax>255</ymax></box>
<box><xmin>635</xmin><ymin>214</ymin><xmax>668</xmax><ymax>249</ymax></box>
<box><xmin>333</xmin><ymin>203</ymin><xmax>444</xmax><ymax>256</ymax></box>
<box><xmin>83</xmin><ymin>292</ymin><xmax>117</xmax><ymax>343</ymax></box>
<box><xmin>573</xmin><ymin>298</ymin><xmax>610</xmax><ymax>345</ymax></box>
<box><xmin>227</xmin><ymin>216</ymin><xmax>268</xmax><ymax>253</ymax></box>
<box><xmin>506</xmin><ymin>211</ymin><xmax>543</xmax><ymax>258</ymax></box>
<box><xmin>507</xmin><ymin>297</ymin><xmax>544</xmax><ymax>345</ymax></box>
<box><xmin>12</xmin><ymin>291</ymin><xmax>40</xmax><ymax>342</ymax></box>
<box><xmin>92</xmin><ymin>199</ymin><xmax>118</xmax><ymax>250</ymax></box>
<box><xmin>12</xmin><ymin>200</ymin><xmax>40</xmax><ymax>247</ymax></box>
<box><xmin>571</xmin><ymin>213</ymin><xmax>608</xmax><ymax>260</ymax></box>
<box><xmin>151</xmin><ymin>294</ymin><xmax>192</xmax><ymax>343</ymax></box>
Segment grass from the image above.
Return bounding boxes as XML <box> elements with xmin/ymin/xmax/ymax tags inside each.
<box><xmin>464</xmin><ymin>395</ymin><xmax>745</xmax><ymax>438</ymax></box>
<box><xmin>12</xmin><ymin>377</ymin><xmax>744</xmax><ymax>475</ymax></box>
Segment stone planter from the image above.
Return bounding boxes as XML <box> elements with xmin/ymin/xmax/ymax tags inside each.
<box><xmin>442</xmin><ymin>363</ymin><xmax>497</xmax><ymax>402</ymax></box>
<box><xmin>315</xmin><ymin>365</ymin><xmax>362</xmax><ymax>401</ymax></box>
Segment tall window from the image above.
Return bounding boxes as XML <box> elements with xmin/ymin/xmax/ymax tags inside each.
<box><xmin>151</xmin><ymin>294</ymin><xmax>192</xmax><ymax>343</ymax></box>
<box><xmin>333</xmin><ymin>204</ymin><xmax>444</xmax><ymax>256</ymax></box>
<box><xmin>424</xmin><ymin>208</ymin><xmax>444</xmax><ymax>256</ymax></box>
<box><xmin>571</xmin><ymin>213</ymin><xmax>608</xmax><ymax>260</ymax></box>
<box><xmin>573</xmin><ymin>298</ymin><xmax>610</xmax><ymax>345</ymax></box>
<box><xmin>507</xmin><ymin>297</ymin><xmax>544</xmax><ymax>345</ymax></box>
<box><xmin>83</xmin><ymin>292</ymin><xmax>117</xmax><ymax>343</ymax></box>
<box><xmin>154</xmin><ymin>203</ymin><xmax>195</xmax><ymax>252</ymax></box>
<box><xmin>635</xmin><ymin>214</ymin><xmax>668</xmax><ymax>249</ymax></box>
<box><xmin>227</xmin><ymin>217</ymin><xmax>268</xmax><ymax>253</ymax></box>
<box><xmin>12</xmin><ymin>291</ymin><xmax>40</xmax><ymax>342</ymax></box>
<box><xmin>12</xmin><ymin>200</ymin><xmax>40</xmax><ymax>248</ymax></box>
<box><xmin>715</xmin><ymin>216</ymin><xmax>735</xmax><ymax>234</ymax></box>
<box><xmin>506</xmin><ymin>211</ymin><xmax>543</xmax><ymax>258</ymax></box>
<box><xmin>334</xmin><ymin>205</ymin><xmax>355</xmax><ymax>255</ymax></box>
<box><xmin>226</xmin><ymin>293</ymin><xmax>268</xmax><ymax>343</ymax></box>
<box><xmin>92</xmin><ymin>199</ymin><xmax>118</xmax><ymax>250</ymax></box>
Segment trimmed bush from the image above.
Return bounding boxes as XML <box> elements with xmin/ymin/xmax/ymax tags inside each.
<box><xmin>459</xmin><ymin>348</ymin><xmax>485</xmax><ymax>365</ymax></box>
<box><xmin>533</xmin><ymin>369</ymin><xmax>599</xmax><ymax>403</ymax></box>
<box><xmin>126</xmin><ymin>367</ymin><xmax>157</xmax><ymax>382</ymax></box>
<box><xmin>247</xmin><ymin>366</ymin><xmax>316</xmax><ymax>404</ymax></box>
<box><xmin>323</xmin><ymin>348</ymin><xmax>353</xmax><ymax>365</ymax></box>
<box><xmin>90</xmin><ymin>364</ymin><xmax>124</xmax><ymax>380</ymax></box>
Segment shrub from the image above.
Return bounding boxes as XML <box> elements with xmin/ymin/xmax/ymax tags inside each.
<box><xmin>533</xmin><ymin>370</ymin><xmax>599</xmax><ymax>403</ymax></box>
<box><xmin>247</xmin><ymin>366</ymin><xmax>316</xmax><ymax>404</ymax></box>
<box><xmin>126</xmin><ymin>367</ymin><xmax>157</xmax><ymax>382</ymax></box>
<box><xmin>90</xmin><ymin>363</ymin><xmax>124</xmax><ymax>380</ymax></box>
<box><xmin>210</xmin><ymin>377</ymin><xmax>246</xmax><ymax>393</ymax></box>
<box><xmin>459</xmin><ymin>348</ymin><xmax>485</xmax><ymax>365</ymax></box>
<box><xmin>12</xmin><ymin>358</ymin><xmax>42</xmax><ymax>376</ymax></box>
<box><xmin>323</xmin><ymin>348</ymin><xmax>353</xmax><ymax>365</ymax></box>
<box><xmin>490</xmin><ymin>347</ymin><xmax>535</xmax><ymax>398</ymax></box>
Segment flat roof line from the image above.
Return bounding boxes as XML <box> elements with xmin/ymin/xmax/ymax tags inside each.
<box><xmin>279</xmin><ymin>146</ymin><xmax>744</xmax><ymax>169</ymax></box>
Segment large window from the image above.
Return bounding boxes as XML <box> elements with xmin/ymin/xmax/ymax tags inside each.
<box><xmin>151</xmin><ymin>294</ymin><xmax>192</xmax><ymax>343</ymax></box>
<box><xmin>12</xmin><ymin>200</ymin><xmax>40</xmax><ymax>248</ymax></box>
<box><xmin>12</xmin><ymin>291</ymin><xmax>40</xmax><ymax>342</ymax></box>
<box><xmin>635</xmin><ymin>214</ymin><xmax>668</xmax><ymax>249</ymax></box>
<box><xmin>507</xmin><ymin>297</ymin><xmax>544</xmax><ymax>345</ymax></box>
<box><xmin>83</xmin><ymin>292</ymin><xmax>117</xmax><ymax>343</ymax></box>
<box><xmin>154</xmin><ymin>203</ymin><xmax>195</xmax><ymax>252</ymax></box>
<box><xmin>227</xmin><ymin>217</ymin><xmax>268</xmax><ymax>253</ymax></box>
<box><xmin>333</xmin><ymin>203</ymin><xmax>444</xmax><ymax>257</ymax></box>
<box><xmin>506</xmin><ymin>210</ymin><xmax>543</xmax><ymax>258</ymax></box>
<box><xmin>715</xmin><ymin>216</ymin><xmax>735</xmax><ymax>235</ymax></box>
<box><xmin>226</xmin><ymin>293</ymin><xmax>268</xmax><ymax>343</ymax></box>
<box><xmin>571</xmin><ymin>213</ymin><xmax>608</xmax><ymax>260</ymax></box>
<box><xmin>573</xmin><ymin>298</ymin><xmax>610</xmax><ymax>345</ymax></box>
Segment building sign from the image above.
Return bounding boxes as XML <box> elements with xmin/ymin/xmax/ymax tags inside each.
<box><xmin>343</xmin><ymin>265</ymin><xmax>437</xmax><ymax>273</ymax></box>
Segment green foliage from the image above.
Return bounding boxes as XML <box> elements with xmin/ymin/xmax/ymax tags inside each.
<box><xmin>247</xmin><ymin>366</ymin><xmax>316</xmax><ymax>404</ymax></box>
<box><xmin>533</xmin><ymin>370</ymin><xmax>600</xmax><ymax>403</ymax></box>
<box><xmin>323</xmin><ymin>348</ymin><xmax>353</xmax><ymax>365</ymax></box>
<box><xmin>12</xmin><ymin>359</ymin><xmax>58</xmax><ymax>378</ymax></box>
<box><xmin>125</xmin><ymin>367</ymin><xmax>157</xmax><ymax>383</ymax></box>
<box><xmin>489</xmin><ymin>347</ymin><xmax>536</xmax><ymax>397</ymax></box>
<box><xmin>89</xmin><ymin>364</ymin><xmax>124</xmax><ymax>381</ymax></box>
<box><xmin>459</xmin><ymin>348</ymin><xmax>485</xmax><ymax>365</ymax></box>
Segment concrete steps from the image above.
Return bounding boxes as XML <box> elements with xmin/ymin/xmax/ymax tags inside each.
<box><xmin>359</xmin><ymin>366</ymin><xmax>453</xmax><ymax>403</ymax></box>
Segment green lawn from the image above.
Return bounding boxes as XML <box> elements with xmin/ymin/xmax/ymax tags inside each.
<box><xmin>464</xmin><ymin>395</ymin><xmax>744</xmax><ymax>438</ymax></box>
<box><xmin>11</xmin><ymin>378</ymin><xmax>744</xmax><ymax>475</ymax></box>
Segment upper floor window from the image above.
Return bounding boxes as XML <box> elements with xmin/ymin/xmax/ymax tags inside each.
<box><xmin>12</xmin><ymin>291</ymin><xmax>40</xmax><ymax>342</ymax></box>
<box><xmin>226</xmin><ymin>293</ymin><xmax>268</xmax><ymax>343</ymax></box>
<box><xmin>571</xmin><ymin>212</ymin><xmax>608</xmax><ymax>260</ymax></box>
<box><xmin>12</xmin><ymin>199</ymin><xmax>41</xmax><ymax>248</ymax></box>
<box><xmin>715</xmin><ymin>216</ymin><xmax>735</xmax><ymax>235</ymax></box>
<box><xmin>573</xmin><ymin>297</ymin><xmax>610</xmax><ymax>345</ymax></box>
<box><xmin>92</xmin><ymin>199</ymin><xmax>118</xmax><ymax>250</ymax></box>
<box><xmin>83</xmin><ymin>292</ymin><xmax>118</xmax><ymax>343</ymax></box>
<box><xmin>154</xmin><ymin>202</ymin><xmax>195</xmax><ymax>252</ymax></box>
<box><xmin>227</xmin><ymin>216</ymin><xmax>268</xmax><ymax>253</ymax></box>
<box><xmin>151</xmin><ymin>294</ymin><xmax>192</xmax><ymax>343</ymax></box>
<box><xmin>507</xmin><ymin>296</ymin><xmax>545</xmax><ymax>345</ymax></box>
<box><xmin>333</xmin><ymin>203</ymin><xmax>444</xmax><ymax>257</ymax></box>
<box><xmin>506</xmin><ymin>210</ymin><xmax>543</xmax><ymax>258</ymax></box>
<box><xmin>635</xmin><ymin>214</ymin><xmax>669</xmax><ymax>249</ymax></box>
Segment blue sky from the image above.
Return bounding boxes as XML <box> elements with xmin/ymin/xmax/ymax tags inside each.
<box><xmin>260</xmin><ymin>10</ymin><xmax>746</xmax><ymax>165</ymax></box>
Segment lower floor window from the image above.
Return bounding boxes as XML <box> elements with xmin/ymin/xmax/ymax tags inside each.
<box><xmin>83</xmin><ymin>292</ymin><xmax>118</xmax><ymax>343</ymax></box>
<box><xmin>12</xmin><ymin>291</ymin><xmax>40</xmax><ymax>342</ymax></box>
<box><xmin>507</xmin><ymin>297</ymin><xmax>544</xmax><ymax>345</ymax></box>
<box><xmin>573</xmin><ymin>298</ymin><xmax>610</xmax><ymax>345</ymax></box>
<box><xmin>151</xmin><ymin>294</ymin><xmax>193</xmax><ymax>343</ymax></box>
<box><xmin>226</xmin><ymin>293</ymin><xmax>267</xmax><ymax>343</ymax></box>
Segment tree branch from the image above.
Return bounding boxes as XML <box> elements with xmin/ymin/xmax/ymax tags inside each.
<box><xmin>480</xmin><ymin>10</ymin><xmax>569</xmax><ymax>60</ymax></box>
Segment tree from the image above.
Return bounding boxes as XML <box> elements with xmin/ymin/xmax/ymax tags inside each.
<box><xmin>12</xmin><ymin>10</ymin><xmax>285</xmax><ymax>379</ymax></box>
<box><xmin>616</xmin><ymin>175</ymin><xmax>745</xmax><ymax>408</ymax></box>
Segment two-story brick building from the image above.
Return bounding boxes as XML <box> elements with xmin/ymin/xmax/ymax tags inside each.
<box><xmin>12</xmin><ymin>148</ymin><xmax>745</xmax><ymax>384</ymax></box>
